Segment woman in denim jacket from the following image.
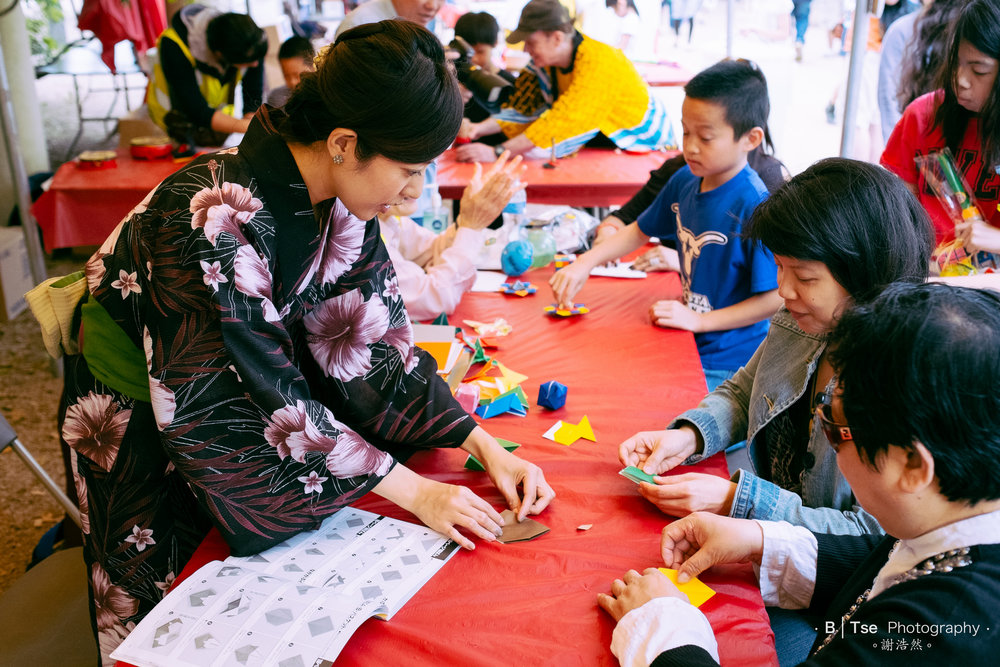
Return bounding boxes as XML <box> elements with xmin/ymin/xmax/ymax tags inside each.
<box><xmin>619</xmin><ymin>158</ymin><xmax>933</xmax><ymax>536</ymax></box>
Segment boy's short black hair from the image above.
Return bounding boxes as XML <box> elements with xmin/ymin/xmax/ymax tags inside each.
<box><xmin>454</xmin><ymin>11</ymin><xmax>500</xmax><ymax>47</ymax></box>
<box><xmin>207</xmin><ymin>13</ymin><xmax>268</xmax><ymax>66</ymax></box>
<box><xmin>278</xmin><ymin>35</ymin><xmax>315</xmax><ymax>62</ymax></box>
<box><xmin>683</xmin><ymin>59</ymin><xmax>768</xmax><ymax>139</ymax></box>
<box><xmin>746</xmin><ymin>158</ymin><xmax>932</xmax><ymax>304</ymax></box>
<box><xmin>830</xmin><ymin>282</ymin><xmax>1000</xmax><ymax>505</ymax></box>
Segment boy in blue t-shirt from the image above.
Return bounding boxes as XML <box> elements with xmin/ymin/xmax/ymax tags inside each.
<box><xmin>550</xmin><ymin>59</ymin><xmax>782</xmax><ymax>386</ymax></box>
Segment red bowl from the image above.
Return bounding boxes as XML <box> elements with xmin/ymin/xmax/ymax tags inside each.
<box><xmin>130</xmin><ymin>137</ymin><xmax>173</xmax><ymax>160</ymax></box>
<box><xmin>76</xmin><ymin>150</ymin><xmax>118</xmax><ymax>170</ymax></box>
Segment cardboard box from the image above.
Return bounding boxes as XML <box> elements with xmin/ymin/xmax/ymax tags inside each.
<box><xmin>0</xmin><ymin>226</ymin><xmax>34</xmax><ymax>321</ymax></box>
<box><xmin>118</xmin><ymin>106</ymin><xmax>167</xmax><ymax>149</ymax></box>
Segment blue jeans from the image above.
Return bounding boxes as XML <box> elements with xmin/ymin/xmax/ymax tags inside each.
<box><xmin>703</xmin><ymin>368</ymin><xmax>735</xmax><ymax>393</ymax></box>
<box><xmin>767</xmin><ymin>607</ymin><xmax>818</xmax><ymax>665</ymax></box>
<box><xmin>791</xmin><ymin>0</ymin><xmax>811</xmax><ymax>44</ymax></box>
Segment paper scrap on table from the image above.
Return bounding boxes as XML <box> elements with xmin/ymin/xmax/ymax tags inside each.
<box><xmin>464</xmin><ymin>318</ymin><xmax>513</xmax><ymax>337</ymax></box>
<box><xmin>465</xmin><ymin>439</ymin><xmax>520</xmax><ymax>471</ymax></box>
<box><xmin>590</xmin><ymin>263</ymin><xmax>647</xmax><ymax>279</ymax></box>
<box><xmin>542</xmin><ymin>415</ymin><xmax>596</xmax><ymax>445</ymax></box>
<box><xmin>657</xmin><ymin>568</ymin><xmax>716</xmax><ymax>608</ymax></box>
<box><xmin>619</xmin><ymin>466</ymin><xmax>657</xmax><ymax>485</ymax></box>
<box><xmin>471</xmin><ymin>270</ymin><xmax>508</xmax><ymax>292</ymax></box>
<box><xmin>497</xmin><ymin>509</ymin><xmax>549</xmax><ymax>543</ymax></box>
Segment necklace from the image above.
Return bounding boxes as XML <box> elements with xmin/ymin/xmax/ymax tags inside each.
<box><xmin>812</xmin><ymin>543</ymin><xmax>973</xmax><ymax>654</ymax></box>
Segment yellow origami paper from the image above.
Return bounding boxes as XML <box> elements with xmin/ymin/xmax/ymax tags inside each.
<box><xmin>495</xmin><ymin>361</ymin><xmax>528</xmax><ymax>388</ymax></box>
<box><xmin>657</xmin><ymin>568</ymin><xmax>716</xmax><ymax>608</ymax></box>
<box><xmin>552</xmin><ymin>415</ymin><xmax>595</xmax><ymax>445</ymax></box>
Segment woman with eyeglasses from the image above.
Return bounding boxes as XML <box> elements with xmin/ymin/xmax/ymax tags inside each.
<box><xmin>62</xmin><ymin>20</ymin><xmax>554</xmax><ymax>661</ymax></box>
<box><xmin>617</xmin><ymin>159</ymin><xmax>932</xmax><ymax>663</ymax></box>
<box><xmin>618</xmin><ymin>158</ymin><xmax>932</xmax><ymax>537</ymax></box>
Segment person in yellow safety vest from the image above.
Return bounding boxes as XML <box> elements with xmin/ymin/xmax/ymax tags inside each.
<box><xmin>148</xmin><ymin>4</ymin><xmax>267</xmax><ymax>148</ymax></box>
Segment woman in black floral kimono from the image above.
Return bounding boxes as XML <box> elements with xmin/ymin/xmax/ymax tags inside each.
<box><xmin>60</xmin><ymin>20</ymin><xmax>555</xmax><ymax>663</ymax></box>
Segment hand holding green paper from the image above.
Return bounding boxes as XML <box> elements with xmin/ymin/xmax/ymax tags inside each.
<box><xmin>619</xmin><ymin>465</ymin><xmax>657</xmax><ymax>485</ymax></box>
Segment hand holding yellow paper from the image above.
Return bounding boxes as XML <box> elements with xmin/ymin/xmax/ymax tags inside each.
<box><xmin>657</xmin><ymin>567</ymin><xmax>716</xmax><ymax>608</ymax></box>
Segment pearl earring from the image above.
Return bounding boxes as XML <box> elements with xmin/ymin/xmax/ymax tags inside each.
<box><xmin>333</xmin><ymin>154</ymin><xmax>344</xmax><ymax>165</ymax></box>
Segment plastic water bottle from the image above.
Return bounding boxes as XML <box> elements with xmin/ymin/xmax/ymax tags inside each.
<box><xmin>502</xmin><ymin>181</ymin><xmax>526</xmax><ymax>227</ymax></box>
<box><xmin>422</xmin><ymin>190</ymin><xmax>449</xmax><ymax>234</ymax></box>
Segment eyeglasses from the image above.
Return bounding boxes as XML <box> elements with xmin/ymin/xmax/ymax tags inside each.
<box><xmin>815</xmin><ymin>401</ymin><xmax>853</xmax><ymax>452</ymax></box>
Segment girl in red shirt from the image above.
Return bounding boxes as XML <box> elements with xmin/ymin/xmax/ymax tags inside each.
<box><xmin>881</xmin><ymin>0</ymin><xmax>1000</xmax><ymax>252</ymax></box>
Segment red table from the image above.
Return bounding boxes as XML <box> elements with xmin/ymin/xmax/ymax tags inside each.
<box><xmin>32</xmin><ymin>147</ymin><xmax>678</xmax><ymax>251</ymax></box>
<box><xmin>437</xmin><ymin>147</ymin><xmax>675</xmax><ymax>208</ymax></box>
<box><xmin>31</xmin><ymin>149</ymin><xmax>189</xmax><ymax>251</ymax></box>
<box><xmin>122</xmin><ymin>265</ymin><xmax>777</xmax><ymax>666</ymax></box>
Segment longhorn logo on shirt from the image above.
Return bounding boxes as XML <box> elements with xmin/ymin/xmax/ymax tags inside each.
<box><xmin>672</xmin><ymin>203</ymin><xmax>727</xmax><ymax>313</ymax></box>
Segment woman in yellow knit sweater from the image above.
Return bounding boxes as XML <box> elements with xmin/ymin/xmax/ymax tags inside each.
<box><xmin>455</xmin><ymin>0</ymin><xmax>673</xmax><ymax>162</ymax></box>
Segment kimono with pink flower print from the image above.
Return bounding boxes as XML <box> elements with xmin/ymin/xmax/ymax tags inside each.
<box><xmin>60</xmin><ymin>109</ymin><xmax>476</xmax><ymax>663</ymax></box>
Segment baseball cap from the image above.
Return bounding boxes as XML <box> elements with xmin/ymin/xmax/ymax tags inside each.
<box><xmin>506</xmin><ymin>0</ymin><xmax>571</xmax><ymax>44</ymax></box>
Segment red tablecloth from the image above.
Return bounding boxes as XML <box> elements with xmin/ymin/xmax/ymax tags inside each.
<box><xmin>31</xmin><ymin>149</ymin><xmax>189</xmax><ymax>251</ymax></box>
<box><xmin>437</xmin><ymin>147</ymin><xmax>675</xmax><ymax>208</ymax></box>
<box><xmin>32</xmin><ymin>147</ymin><xmax>678</xmax><ymax>251</ymax></box>
<box><xmin>119</xmin><ymin>264</ymin><xmax>777</xmax><ymax>666</ymax></box>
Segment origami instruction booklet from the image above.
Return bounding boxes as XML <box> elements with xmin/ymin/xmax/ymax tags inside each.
<box><xmin>111</xmin><ymin>508</ymin><xmax>459</xmax><ymax>666</ymax></box>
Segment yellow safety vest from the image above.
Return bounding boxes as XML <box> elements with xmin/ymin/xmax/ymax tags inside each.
<box><xmin>146</xmin><ymin>28</ymin><xmax>241</xmax><ymax>130</ymax></box>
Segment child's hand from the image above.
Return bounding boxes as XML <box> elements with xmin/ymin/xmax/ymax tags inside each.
<box><xmin>957</xmin><ymin>218</ymin><xmax>1000</xmax><ymax>256</ymax></box>
<box><xmin>550</xmin><ymin>262</ymin><xmax>590</xmax><ymax>308</ymax></box>
<box><xmin>650</xmin><ymin>299</ymin><xmax>703</xmax><ymax>332</ymax></box>
<box><xmin>598</xmin><ymin>568</ymin><xmax>686</xmax><ymax>621</ymax></box>
<box><xmin>632</xmin><ymin>246</ymin><xmax>679</xmax><ymax>272</ymax></box>
<box><xmin>456</xmin><ymin>152</ymin><xmax>524</xmax><ymax>230</ymax></box>
<box><xmin>639</xmin><ymin>472</ymin><xmax>736</xmax><ymax>517</ymax></box>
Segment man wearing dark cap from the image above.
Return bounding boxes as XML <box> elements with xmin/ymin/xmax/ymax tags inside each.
<box><xmin>455</xmin><ymin>0</ymin><xmax>673</xmax><ymax>162</ymax></box>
